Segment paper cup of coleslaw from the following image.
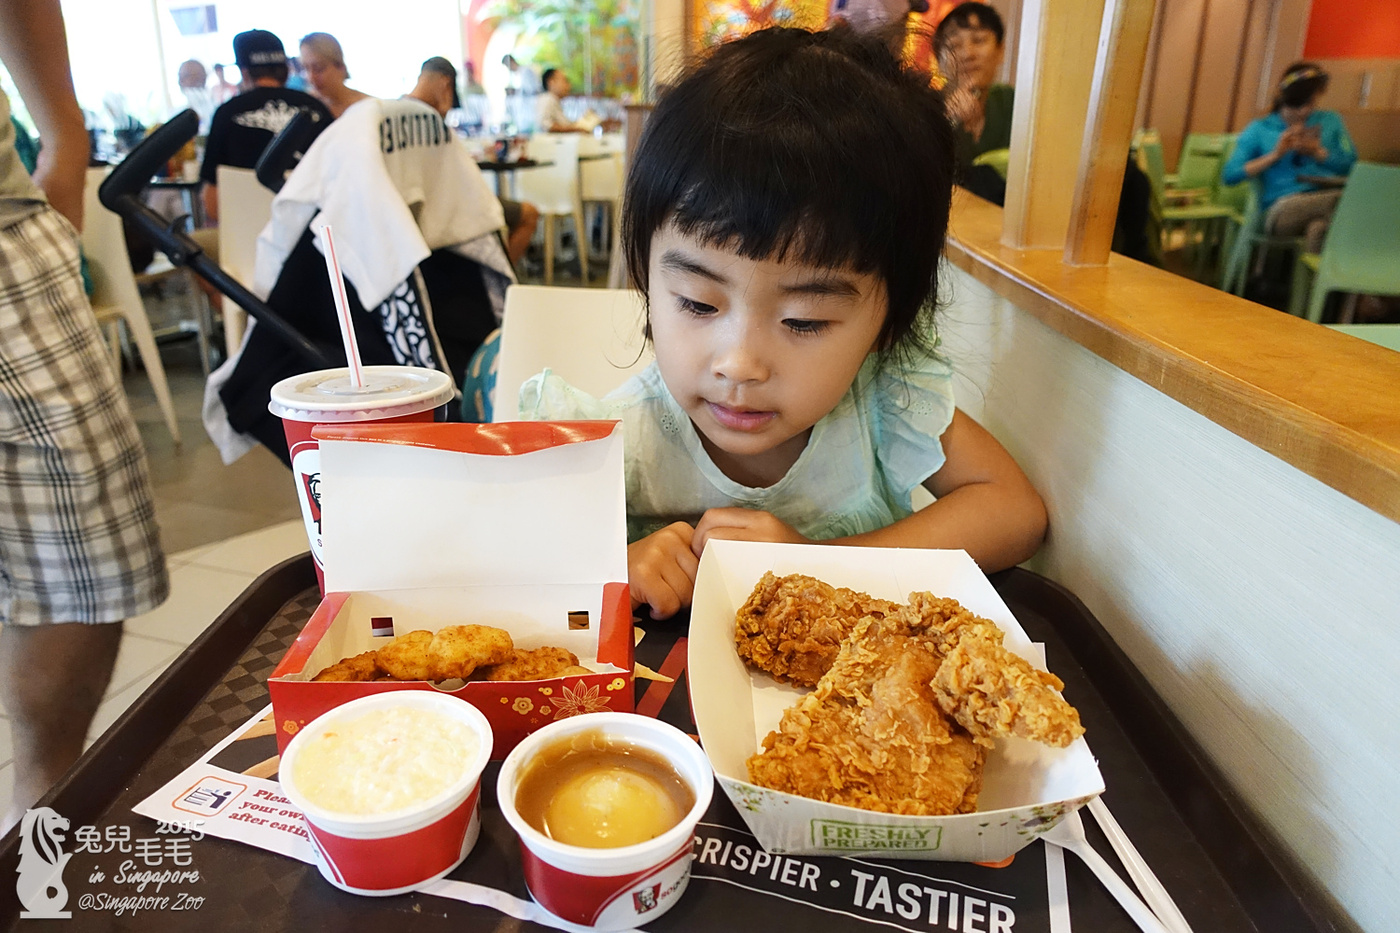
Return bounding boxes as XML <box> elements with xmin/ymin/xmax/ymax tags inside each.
<box><xmin>279</xmin><ymin>691</ymin><xmax>493</xmax><ymax>896</ymax></box>
<box><xmin>497</xmin><ymin>712</ymin><xmax>714</xmax><ymax>930</ymax></box>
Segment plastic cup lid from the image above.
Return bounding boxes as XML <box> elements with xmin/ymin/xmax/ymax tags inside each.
<box><xmin>268</xmin><ymin>366</ymin><xmax>455</xmax><ymax>423</ymax></box>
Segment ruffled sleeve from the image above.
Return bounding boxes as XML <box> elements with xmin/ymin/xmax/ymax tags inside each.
<box><xmin>867</xmin><ymin>353</ymin><xmax>957</xmax><ymax>503</ymax></box>
<box><xmin>517</xmin><ymin>369</ymin><xmax>616</xmax><ymax>421</ymax></box>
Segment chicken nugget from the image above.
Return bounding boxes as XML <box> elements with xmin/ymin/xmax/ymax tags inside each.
<box><xmin>375</xmin><ymin>630</ymin><xmax>436</xmax><ymax>680</ymax></box>
<box><xmin>312</xmin><ymin>650</ymin><xmax>382</xmax><ymax>682</ymax></box>
<box><xmin>561</xmin><ymin>665</ymin><xmax>593</xmax><ymax>677</ymax></box>
<box><xmin>481</xmin><ymin>646</ymin><xmax>579</xmax><ymax>682</ymax></box>
<box><xmin>429</xmin><ymin>625</ymin><xmax>514</xmax><ymax>680</ymax></box>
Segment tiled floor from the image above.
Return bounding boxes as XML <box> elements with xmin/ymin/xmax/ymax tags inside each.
<box><xmin>125</xmin><ymin>345</ymin><xmax>304</xmax><ymax>555</ymax></box>
<box><xmin>0</xmin><ymin>335</ymin><xmax>310</xmax><ymax>813</ymax></box>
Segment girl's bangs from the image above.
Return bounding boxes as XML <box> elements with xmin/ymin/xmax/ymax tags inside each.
<box><xmin>661</xmin><ymin>141</ymin><xmax>890</xmax><ymax>277</ymax></box>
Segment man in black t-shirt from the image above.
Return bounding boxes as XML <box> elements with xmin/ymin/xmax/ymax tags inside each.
<box><xmin>199</xmin><ymin>29</ymin><xmax>330</xmax><ymax>223</ymax></box>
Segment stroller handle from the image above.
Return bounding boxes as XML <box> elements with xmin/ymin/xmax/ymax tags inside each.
<box><xmin>98</xmin><ymin>110</ymin><xmax>200</xmax><ymax>212</ymax></box>
<box><xmin>95</xmin><ymin>109</ymin><xmax>335</xmax><ymax>370</ymax></box>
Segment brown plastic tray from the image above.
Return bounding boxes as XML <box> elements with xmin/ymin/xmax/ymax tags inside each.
<box><xmin>0</xmin><ymin>558</ymin><xmax>1334</xmax><ymax>931</ymax></box>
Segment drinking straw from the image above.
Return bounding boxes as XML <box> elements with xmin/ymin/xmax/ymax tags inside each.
<box><xmin>318</xmin><ymin>224</ymin><xmax>365</xmax><ymax>387</ymax></box>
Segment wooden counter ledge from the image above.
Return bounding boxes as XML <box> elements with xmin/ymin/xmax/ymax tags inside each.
<box><xmin>945</xmin><ymin>192</ymin><xmax>1400</xmax><ymax>523</ymax></box>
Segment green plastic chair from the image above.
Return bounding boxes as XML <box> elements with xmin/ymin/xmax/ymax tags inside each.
<box><xmin>1217</xmin><ymin>176</ymin><xmax>1307</xmax><ymax>300</ymax></box>
<box><xmin>1134</xmin><ymin>130</ymin><xmax>1178</xmax><ymax>190</ymax></box>
<box><xmin>1175</xmin><ymin>133</ymin><xmax>1233</xmax><ymax>194</ymax></box>
<box><xmin>1136</xmin><ymin>130</ymin><xmax>1234</xmax><ymax>279</ymax></box>
<box><xmin>972</xmin><ymin>147</ymin><xmax>1010</xmax><ymax>180</ymax></box>
<box><xmin>1290</xmin><ymin>162</ymin><xmax>1400</xmax><ymax>323</ymax></box>
<box><xmin>1326</xmin><ymin>323</ymin><xmax>1400</xmax><ymax>352</ymax></box>
<box><xmin>1213</xmin><ymin>135</ymin><xmax>1250</xmax><ymax>260</ymax></box>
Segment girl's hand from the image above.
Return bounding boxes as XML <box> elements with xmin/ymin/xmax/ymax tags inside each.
<box><xmin>692</xmin><ymin>508</ymin><xmax>810</xmax><ymax>557</ymax></box>
<box><xmin>627</xmin><ymin>522</ymin><xmax>699</xmax><ymax>620</ymax></box>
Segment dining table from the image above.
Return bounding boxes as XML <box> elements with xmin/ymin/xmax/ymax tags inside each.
<box><xmin>145</xmin><ymin>177</ymin><xmax>206</xmax><ymax>230</ymax></box>
<box><xmin>0</xmin><ymin>556</ymin><xmax>1333</xmax><ymax>932</ymax></box>
<box><xmin>477</xmin><ymin>159</ymin><xmax>553</xmax><ymax>199</ymax></box>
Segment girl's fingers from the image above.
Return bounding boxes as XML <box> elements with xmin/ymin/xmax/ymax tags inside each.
<box><xmin>643</xmin><ymin>585</ymin><xmax>681</xmax><ymax>620</ymax></box>
<box><xmin>629</xmin><ymin>526</ymin><xmax>701</xmax><ymax>618</ymax></box>
<box><xmin>693</xmin><ymin>508</ymin><xmax>755</xmax><ymax>555</ymax></box>
<box><xmin>654</xmin><ymin>538</ymin><xmax>699</xmax><ymax>614</ymax></box>
<box><xmin>694</xmin><ymin>523</ymin><xmax>760</xmax><ymax>556</ymax></box>
<box><xmin>674</xmin><ymin>540</ymin><xmax>700</xmax><ymax>581</ymax></box>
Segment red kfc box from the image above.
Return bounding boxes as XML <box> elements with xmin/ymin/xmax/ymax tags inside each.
<box><xmin>269</xmin><ymin>421</ymin><xmax>634</xmax><ymax>759</ymax></box>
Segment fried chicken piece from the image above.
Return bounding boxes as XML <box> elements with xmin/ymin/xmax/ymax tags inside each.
<box><xmin>747</xmin><ymin>617</ymin><xmax>985</xmax><ymax>815</ymax></box>
<box><xmin>480</xmin><ymin>646</ymin><xmax>579</xmax><ymax>682</ymax></box>
<box><xmin>311</xmin><ymin>650</ymin><xmax>383</xmax><ymax>682</ymax></box>
<box><xmin>375</xmin><ymin>630</ymin><xmax>436</xmax><ymax>680</ymax></box>
<box><xmin>931</xmin><ymin>633</ymin><xmax>1085</xmax><ymax>748</ymax></box>
<box><xmin>429</xmin><ymin>625</ymin><xmax>514</xmax><ymax>680</ymax></box>
<box><xmin>735</xmin><ymin>572</ymin><xmax>900</xmax><ymax>686</ymax></box>
<box><xmin>560</xmin><ymin>665</ymin><xmax>594</xmax><ymax>677</ymax></box>
<box><xmin>898</xmin><ymin>591</ymin><xmax>1006</xmax><ymax>651</ymax></box>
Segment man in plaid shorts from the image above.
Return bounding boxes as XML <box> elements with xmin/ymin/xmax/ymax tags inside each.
<box><xmin>0</xmin><ymin>0</ymin><xmax>169</xmax><ymax>832</ymax></box>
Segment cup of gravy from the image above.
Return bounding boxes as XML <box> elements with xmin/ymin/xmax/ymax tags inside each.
<box><xmin>497</xmin><ymin>712</ymin><xmax>714</xmax><ymax>930</ymax></box>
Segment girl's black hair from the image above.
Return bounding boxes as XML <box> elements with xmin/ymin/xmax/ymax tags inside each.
<box><xmin>1273</xmin><ymin>62</ymin><xmax>1328</xmax><ymax>111</ymax></box>
<box><xmin>622</xmin><ymin>25</ymin><xmax>956</xmax><ymax>358</ymax></box>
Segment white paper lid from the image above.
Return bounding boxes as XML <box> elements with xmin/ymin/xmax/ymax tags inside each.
<box><xmin>268</xmin><ymin>366</ymin><xmax>455</xmax><ymax>423</ymax></box>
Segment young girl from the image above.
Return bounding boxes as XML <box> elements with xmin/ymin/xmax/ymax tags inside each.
<box><xmin>521</xmin><ymin>26</ymin><xmax>1047</xmax><ymax>619</ymax></box>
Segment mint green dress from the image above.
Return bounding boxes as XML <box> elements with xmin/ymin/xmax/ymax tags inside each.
<box><xmin>520</xmin><ymin>355</ymin><xmax>956</xmax><ymax>543</ymax></box>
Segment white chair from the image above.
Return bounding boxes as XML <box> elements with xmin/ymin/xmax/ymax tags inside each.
<box><xmin>514</xmin><ymin>134</ymin><xmax>587</xmax><ymax>285</ymax></box>
<box><xmin>216</xmin><ymin>165</ymin><xmax>274</xmax><ymax>357</ymax></box>
<box><xmin>80</xmin><ymin>167</ymin><xmax>181</xmax><ymax>444</ymax></box>
<box><xmin>578</xmin><ymin>132</ymin><xmax>624</xmax><ymax>261</ymax></box>
<box><xmin>132</xmin><ymin>254</ymin><xmax>214</xmax><ymax>377</ymax></box>
<box><xmin>492</xmin><ymin>284</ymin><xmax>652</xmax><ymax>421</ymax></box>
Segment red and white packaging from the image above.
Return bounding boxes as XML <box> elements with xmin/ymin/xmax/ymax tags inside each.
<box><xmin>268</xmin><ymin>366</ymin><xmax>456</xmax><ymax>594</ymax></box>
<box><xmin>268</xmin><ymin>421</ymin><xmax>634</xmax><ymax>759</ymax></box>
<box><xmin>496</xmin><ymin>712</ymin><xmax>715</xmax><ymax>931</ymax></box>
<box><xmin>278</xmin><ymin>691</ymin><xmax>494</xmax><ymax>896</ymax></box>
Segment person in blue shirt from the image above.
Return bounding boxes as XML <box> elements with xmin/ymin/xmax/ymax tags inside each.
<box><xmin>1221</xmin><ymin>62</ymin><xmax>1356</xmax><ymax>254</ymax></box>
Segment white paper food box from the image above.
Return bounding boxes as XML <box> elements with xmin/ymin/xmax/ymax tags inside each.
<box><xmin>689</xmin><ymin>540</ymin><xmax>1104</xmax><ymax>862</ymax></box>
<box><xmin>269</xmin><ymin>422</ymin><xmax>635</xmax><ymax>759</ymax></box>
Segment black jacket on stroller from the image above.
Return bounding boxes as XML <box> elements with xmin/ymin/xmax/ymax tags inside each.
<box><xmin>204</xmin><ymin>97</ymin><xmax>514</xmax><ymax>465</ymax></box>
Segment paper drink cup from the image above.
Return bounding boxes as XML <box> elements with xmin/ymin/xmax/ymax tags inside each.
<box><xmin>497</xmin><ymin>712</ymin><xmax>714</xmax><ymax>931</ymax></box>
<box><xmin>268</xmin><ymin>366</ymin><xmax>454</xmax><ymax>593</ymax></box>
<box><xmin>279</xmin><ymin>691</ymin><xmax>493</xmax><ymax>896</ymax></box>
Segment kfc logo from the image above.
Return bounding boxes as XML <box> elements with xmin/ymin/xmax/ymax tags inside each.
<box><xmin>632</xmin><ymin>883</ymin><xmax>660</xmax><ymax>913</ymax></box>
<box><xmin>300</xmin><ymin>471</ymin><xmax>321</xmax><ymax>533</ymax></box>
